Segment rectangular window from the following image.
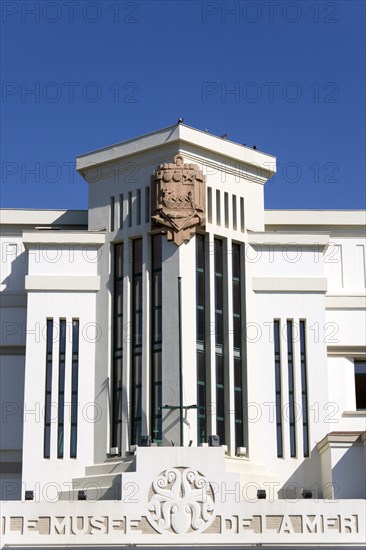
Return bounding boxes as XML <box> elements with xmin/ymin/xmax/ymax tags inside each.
<box><xmin>57</xmin><ymin>319</ymin><xmax>66</xmax><ymax>459</ymax></box>
<box><xmin>70</xmin><ymin>319</ymin><xmax>79</xmax><ymax>458</ymax></box>
<box><xmin>287</xmin><ymin>320</ymin><xmax>296</xmax><ymax>457</ymax></box>
<box><xmin>110</xmin><ymin>196</ymin><xmax>115</xmax><ymax>232</ymax></box>
<box><xmin>274</xmin><ymin>320</ymin><xmax>283</xmax><ymax>458</ymax></box>
<box><xmin>216</xmin><ymin>190</ymin><xmax>221</xmax><ymax>226</ymax></box>
<box><xmin>224</xmin><ymin>192</ymin><xmax>229</xmax><ymax>228</ymax></box>
<box><xmin>128</xmin><ymin>191</ymin><xmax>132</xmax><ymax>228</ymax></box>
<box><xmin>207</xmin><ymin>187</ymin><xmax>212</xmax><ymax>224</ymax></box>
<box><xmin>300</xmin><ymin>320</ymin><xmax>309</xmax><ymax>457</ymax></box>
<box><xmin>112</xmin><ymin>243</ymin><xmax>124</xmax><ymax>451</ymax></box>
<box><xmin>240</xmin><ymin>197</ymin><xmax>245</xmax><ymax>232</ymax></box>
<box><xmin>119</xmin><ymin>194</ymin><xmax>124</xmax><ymax>229</ymax></box>
<box><xmin>232</xmin><ymin>195</ymin><xmax>237</xmax><ymax>231</ymax></box>
<box><xmin>214</xmin><ymin>238</ymin><xmax>225</xmax><ymax>443</ymax></box>
<box><xmin>355</xmin><ymin>361</ymin><xmax>366</xmax><ymax>410</ymax></box>
<box><xmin>196</xmin><ymin>234</ymin><xmax>207</xmax><ymax>444</ymax></box>
<box><xmin>136</xmin><ymin>189</ymin><xmax>141</xmax><ymax>226</ymax></box>
<box><xmin>145</xmin><ymin>187</ymin><xmax>150</xmax><ymax>223</ymax></box>
<box><xmin>151</xmin><ymin>234</ymin><xmax>162</xmax><ymax>443</ymax></box>
<box><xmin>131</xmin><ymin>239</ymin><xmax>143</xmax><ymax>444</ymax></box>
<box><xmin>44</xmin><ymin>319</ymin><xmax>53</xmax><ymax>458</ymax></box>
<box><xmin>232</xmin><ymin>243</ymin><xmax>244</xmax><ymax>449</ymax></box>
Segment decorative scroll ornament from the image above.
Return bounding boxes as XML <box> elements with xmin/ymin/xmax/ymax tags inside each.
<box><xmin>147</xmin><ymin>467</ymin><xmax>216</xmax><ymax>535</ymax></box>
<box><xmin>151</xmin><ymin>154</ymin><xmax>206</xmax><ymax>246</ymax></box>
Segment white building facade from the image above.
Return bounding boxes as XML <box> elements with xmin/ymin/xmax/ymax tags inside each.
<box><xmin>0</xmin><ymin>124</ymin><xmax>365</xmax><ymax>548</ymax></box>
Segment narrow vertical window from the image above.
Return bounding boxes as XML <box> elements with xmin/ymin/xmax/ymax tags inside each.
<box><xmin>44</xmin><ymin>319</ymin><xmax>53</xmax><ymax>458</ymax></box>
<box><xmin>119</xmin><ymin>194</ymin><xmax>124</xmax><ymax>229</ymax></box>
<box><xmin>214</xmin><ymin>238</ymin><xmax>225</xmax><ymax>443</ymax></box>
<box><xmin>128</xmin><ymin>191</ymin><xmax>132</xmax><ymax>227</ymax></box>
<box><xmin>274</xmin><ymin>320</ymin><xmax>283</xmax><ymax>458</ymax></box>
<box><xmin>145</xmin><ymin>187</ymin><xmax>150</xmax><ymax>223</ymax></box>
<box><xmin>151</xmin><ymin>235</ymin><xmax>162</xmax><ymax>443</ymax></box>
<box><xmin>136</xmin><ymin>189</ymin><xmax>141</xmax><ymax>226</ymax></box>
<box><xmin>300</xmin><ymin>320</ymin><xmax>309</xmax><ymax>457</ymax></box>
<box><xmin>112</xmin><ymin>243</ymin><xmax>124</xmax><ymax>451</ymax></box>
<box><xmin>196</xmin><ymin>234</ymin><xmax>207</xmax><ymax>444</ymax></box>
<box><xmin>207</xmin><ymin>187</ymin><xmax>212</xmax><ymax>224</ymax></box>
<box><xmin>232</xmin><ymin>244</ymin><xmax>244</xmax><ymax>449</ymax></box>
<box><xmin>224</xmin><ymin>192</ymin><xmax>229</xmax><ymax>228</ymax></box>
<box><xmin>57</xmin><ymin>319</ymin><xmax>66</xmax><ymax>459</ymax></box>
<box><xmin>240</xmin><ymin>197</ymin><xmax>245</xmax><ymax>232</ymax></box>
<box><xmin>70</xmin><ymin>319</ymin><xmax>79</xmax><ymax>458</ymax></box>
<box><xmin>131</xmin><ymin>238</ymin><xmax>143</xmax><ymax>444</ymax></box>
<box><xmin>216</xmin><ymin>190</ymin><xmax>221</xmax><ymax>226</ymax></box>
<box><xmin>287</xmin><ymin>320</ymin><xmax>296</xmax><ymax>457</ymax></box>
<box><xmin>232</xmin><ymin>195</ymin><xmax>237</xmax><ymax>231</ymax></box>
<box><xmin>110</xmin><ymin>196</ymin><xmax>115</xmax><ymax>232</ymax></box>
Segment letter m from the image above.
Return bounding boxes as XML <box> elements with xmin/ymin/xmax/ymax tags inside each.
<box><xmin>50</xmin><ymin>516</ymin><xmax>69</xmax><ymax>534</ymax></box>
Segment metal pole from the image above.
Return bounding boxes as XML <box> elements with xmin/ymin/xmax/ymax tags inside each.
<box><xmin>178</xmin><ymin>276</ymin><xmax>183</xmax><ymax>446</ymax></box>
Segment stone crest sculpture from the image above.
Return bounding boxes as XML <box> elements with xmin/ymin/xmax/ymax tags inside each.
<box><xmin>147</xmin><ymin>467</ymin><xmax>216</xmax><ymax>535</ymax></box>
<box><xmin>151</xmin><ymin>154</ymin><xmax>206</xmax><ymax>245</ymax></box>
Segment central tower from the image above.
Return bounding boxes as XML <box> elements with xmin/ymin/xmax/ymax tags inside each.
<box><xmin>76</xmin><ymin>123</ymin><xmax>276</xmax><ymax>460</ymax></box>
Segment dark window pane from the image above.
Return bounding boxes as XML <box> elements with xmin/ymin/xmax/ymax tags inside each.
<box><xmin>287</xmin><ymin>320</ymin><xmax>296</xmax><ymax>458</ymax></box>
<box><xmin>70</xmin><ymin>319</ymin><xmax>79</xmax><ymax>458</ymax></box>
<box><xmin>115</xmin><ymin>281</ymin><xmax>124</xmax><ymax>312</ymax></box>
<box><xmin>234</xmin><ymin>357</ymin><xmax>242</xmax><ymax>388</ymax></box>
<box><xmin>216</xmin><ymin>388</ymin><xmax>224</xmax><ymax>417</ymax></box>
<box><xmin>196</xmin><ymin>234</ymin><xmax>205</xmax><ymax>269</ymax></box>
<box><xmin>197</xmin><ymin>351</ymin><xmax>206</xmax><ymax>382</ymax></box>
<box><xmin>113</xmin><ymin>358</ymin><xmax>123</xmax><ymax>388</ymax></box>
<box><xmin>150</xmin><ymin>235</ymin><xmax>162</xmax><ymax>443</ymax></box>
<box><xmin>274</xmin><ymin>320</ymin><xmax>283</xmax><ymax>458</ymax></box>
<box><xmin>215</xmin><ymin>275</ymin><xmax>223</xmax><ymax>309</ymax></box>
<box><xmin>152</xmin><ymin>272</ymin><xmax>162</xmax><ymax>304</ymax></box>
<box><xmin>131</xmin><ymin>239</ymin><xmax>142</xmax><ymax>444</ymax></box>
<box><xmin>152</xmin><ymin>234</ymin><xmax>162</xmax><ymax>267</ymax></box>
<box><xmin>233</xmin><ymin>316</ymin><xmax>241</xmax><ymax>349</ymax></box>
<box><xmin>232</xmin><ymin>244</ymin><xmax>240</xmax><ymax>278</ymax></box>
<box><xmin>232</xmin><ymin>281</ymin><xmax>240</xmax><ymax>314</ymax></box>
<box><xmin>44</xmin><ymin>319</ymin><xmax>53</xmax><ymax>458</ymax></box>
<box><xmin>215</xmin><ymin>313</ymin><xmax>223</xmax><ymax>346</ymax></box>
<box><xmin>235</xmin><ymin>421</ymin><xmax>243</xmax><ymax>448</ymax></box>
<box><xmin>215</xmin><ymin>238</ymin><xmax>223</xmax><ymax>266</ymax></box>
<box><xmin>196</xmin><ymin>235</ymin><xmax>207</xmax><ymax>444</ymax></box>
<box><xmin>133</xmin><ymin>239</ymin><xmax>142</xmax><ymax>272</ymax></box>
<box><xmin>355</xmin><ymin>361</ymin><xmax>366</xmax><ymax>410</ymax></box>
<box><xmin>112</xmin><ymin>244</ymin><xmax>124</xmax><ymax>449</ymax></box>
<box><xmin>300</xmin><ymin>320</ymin><xmax>309</xmax><ymax>457</ymax></box>
<box><xmin>44</xmin><ymin>428</ymin><xmax>50</xmax><ymax>458</ymax></box>
<box><xmin>214</xmin><ymin>238</ymin><xmax>226</xmax><ymax>444</ymax></box>
<box><xmin>217</xmin><ymin>418</ymin><xmax>225</xmax><ymax>443</ymax></box>
<box><xmin>197</xmin><ymin>271</ymin><xmax>205</xmax><ymax>307</ymax></box>
<box><xmin>216</xmin><ymin>354</ymin><xmax>224</xmax><ymax>385</ymax></box>
<box><xmin>196</xmin><ymin>309</ymin><xmax>205</xmax><ymax>343</ymax></box>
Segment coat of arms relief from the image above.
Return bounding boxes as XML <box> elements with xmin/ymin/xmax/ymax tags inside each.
<box><xmin>151</xmin><ymin>154</ymin><xmax>206</xmax><ymax>245</ymax></box>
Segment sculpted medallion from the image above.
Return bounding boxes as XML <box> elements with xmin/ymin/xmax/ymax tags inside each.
<box><xmin>147</xmin><ymin>467</ymin><xmax>216</xmax><ymax>535</ymax></box>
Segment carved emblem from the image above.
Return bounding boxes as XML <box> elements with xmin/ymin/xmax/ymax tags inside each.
<box><xmin>147</xmin><ymin>467</ymin><xmax>216</xmax><ymax>535</ymax></box>
<box><xmin>151</xmin><ymin>154</ymin><xmax>206</xmax><ymax>246</ymax></box>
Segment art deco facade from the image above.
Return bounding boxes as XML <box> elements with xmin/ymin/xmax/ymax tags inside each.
<box><xmin>0</xmin><ymin>124</ymin><xmax>365</xmax><ymax>548</ymax></box>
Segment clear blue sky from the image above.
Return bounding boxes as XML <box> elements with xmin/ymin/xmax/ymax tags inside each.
<box><xmin>1</xmin><ymin>0</ymin><xmax>365</xmax><ymax>210</ymax></box>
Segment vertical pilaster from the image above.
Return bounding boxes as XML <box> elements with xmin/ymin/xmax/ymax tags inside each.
<box><xmin>207</xmin><ymin>232</ymin><xmax>216</xmax><ymax>438</ymax></box>
<box><xmin>161</xmin><ymin>239</ymin><xmax>180</xmax><ymax>445</ymax></box>
<box><xmin>141</xmin><ymin>235</ymin><xmax>150</xmax><ymax>439</ymax></box>
<box><xmin>179</xmin><ymin>237</ymin><xmax>198</xmax><ymax>445</ymax></box>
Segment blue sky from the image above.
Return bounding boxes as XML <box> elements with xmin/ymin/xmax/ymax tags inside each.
<box><xmin>1</xmin><ymin>0</ymin><xmax>365</xmax><ymax>210</ymax></box>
